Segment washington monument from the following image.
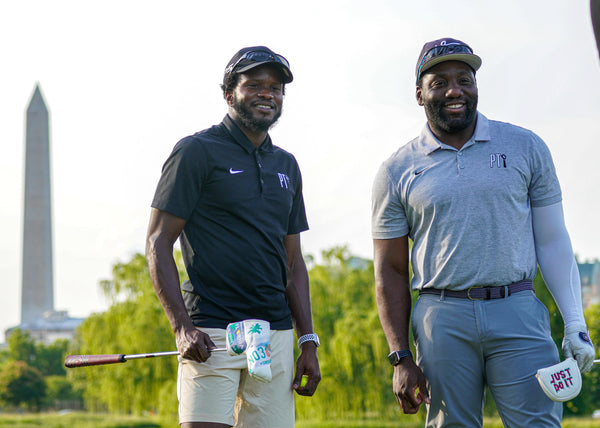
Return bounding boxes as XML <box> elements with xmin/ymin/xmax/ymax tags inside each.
<box><xmin>21</xmin><ymin>84</ymin><xmax>54</xmax><ymax>324</ymax></box>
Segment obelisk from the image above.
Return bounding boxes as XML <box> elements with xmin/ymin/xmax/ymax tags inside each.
<box><xmin>21</xmin><ymin>84</ymin><xmax>54</xmax><ymax>324</ymax></box>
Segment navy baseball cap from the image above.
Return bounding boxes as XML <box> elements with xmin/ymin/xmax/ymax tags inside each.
<box><xmin>223</xmin><ymin>46</ymin><xmax>293</xmax><ymax>84</ymax></box>
<box><xmin>415</xmin><ymin>37</ymin><xmax>482</xmax><ymax>83</ymax></box>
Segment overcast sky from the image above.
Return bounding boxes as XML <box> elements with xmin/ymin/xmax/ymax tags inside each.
<box><xmin>1</xmin><ymin>0</ymin><xmax>598</xmax><ymax>341</ymax></box>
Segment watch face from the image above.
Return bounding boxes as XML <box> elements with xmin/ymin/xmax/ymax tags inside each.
<box><xmin>388</xmin><ymin>350</ymin><xmax>411</xmax><ymax>366</ymax></box>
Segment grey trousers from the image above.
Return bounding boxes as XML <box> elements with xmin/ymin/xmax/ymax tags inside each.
<box><xmin>412</xmin><ymin>290</ymin><xmax>562</xmax><ymax>427</ymax></box>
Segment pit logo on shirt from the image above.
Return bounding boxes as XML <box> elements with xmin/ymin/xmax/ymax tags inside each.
<box><xmin>490</xmin><ymin>153</ymin><xmax>507</xmax><ymax>168</ymax></box>
<box><xmin>278</xmin><ymin>172</ymin><xmax>291</xmax><ymax>189</ymax></box>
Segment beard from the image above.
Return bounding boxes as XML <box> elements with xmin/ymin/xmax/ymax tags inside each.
<box><xmin>231</xmin><ymin>94</ymin><xmax>282</xmax><ymax>133</ymax></box>
<box><xmin>424</xmin><ymin>94</ymin><xmax>478</xmax><ymax>134</ymax></box>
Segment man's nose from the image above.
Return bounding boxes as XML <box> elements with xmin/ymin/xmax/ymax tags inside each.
<box><xmin>445</xmin><ymin>81</ymin><xmax>463</xmax><ymax>97</ymax></box>
<box><xmin>257</xmin><ymin>87</ymin><xmax>274</xmax><ymax>98</ymax></box>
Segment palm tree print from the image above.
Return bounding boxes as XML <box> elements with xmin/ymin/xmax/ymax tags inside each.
<box><xmin>248</xmin><ymin>323</ymin><xmax>263</xmax><ymax>335</ymax></box>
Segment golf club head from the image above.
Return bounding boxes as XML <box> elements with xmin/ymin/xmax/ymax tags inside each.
<box><xmin>536</xmin><ymin>357</ymin><xmax>581</xmax><ymax>402</ymax></box>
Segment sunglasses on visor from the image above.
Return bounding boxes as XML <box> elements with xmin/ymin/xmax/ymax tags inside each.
<box><xmin>226</xmin><ymin>50</ymin><xmax>290</xmax><ymax>75</ymax></box>
<box><xmin>416</xmin><ymin>44</ymin><xmax>474</xmax><ymax>81</ymax></box>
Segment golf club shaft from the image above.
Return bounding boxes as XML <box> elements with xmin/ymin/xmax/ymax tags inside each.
<box><xmin>65</xmin><ymin>348</ymin><xmax>226</xmax><ymax>368</ymax></box>
<box><xmin>124</xmin><ymin>348</ymin><xmax>226</xmax><ymax>360</ymax></box>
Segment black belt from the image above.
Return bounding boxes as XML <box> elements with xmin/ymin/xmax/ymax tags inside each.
<box><xmin>418</xmin><ymin>279</ymin><xmax>534</xmax><ymax>300</ymax></box>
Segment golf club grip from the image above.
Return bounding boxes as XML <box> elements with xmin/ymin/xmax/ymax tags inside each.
<box><xmin>65</xmin><ymin>354</ymin><xmax>126</xmax><ymax>368</ymax></box>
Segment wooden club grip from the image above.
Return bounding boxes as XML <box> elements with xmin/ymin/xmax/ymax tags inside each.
<box><xmin>65</xmin><ymin>354</ymin><xmax>126</xmax><ymax>368</ymax></box>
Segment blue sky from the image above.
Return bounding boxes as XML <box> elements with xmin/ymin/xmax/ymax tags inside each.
<box><xmin>1</xmin><ymin>0</ymin><xmax>598</xmax><ymax>340</ymax></box>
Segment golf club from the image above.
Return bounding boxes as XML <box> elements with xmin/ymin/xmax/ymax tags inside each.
<box><xmin>64</xmin><ymin>348</ymin><xmax>226</xmax><ymax>368</ymax></box>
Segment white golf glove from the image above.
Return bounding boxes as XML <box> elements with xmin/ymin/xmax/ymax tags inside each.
<box><xmin>562</xmin><ymin>324</ymin><xmax>595</xmax><ymax>373</ymax></box>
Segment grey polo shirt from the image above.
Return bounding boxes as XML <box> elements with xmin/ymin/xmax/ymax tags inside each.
<box><xmin>152</xmin><ymin>115</ymin><xmax>308</xmax><ymax>329</ymax></box>
<box><xmin>371</xmin><ymin>112</ymin><xmax>562</xmax><ymax>290</ymax></box>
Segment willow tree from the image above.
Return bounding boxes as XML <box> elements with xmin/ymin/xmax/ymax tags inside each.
<box><xmin>295</xmin><ymin>246</ymin><xmax>406</xmax><ymax>421</ymax></box>
<box><xmin>67</xmin><ymin>252</ymin><xmax>185</xmax><ymax>416</ymax></box>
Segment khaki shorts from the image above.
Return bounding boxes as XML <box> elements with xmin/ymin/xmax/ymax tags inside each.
<box><xmin>177</xmin><ymin>327</ymin><xmax>295</xmax><ymax>427</ymax></box>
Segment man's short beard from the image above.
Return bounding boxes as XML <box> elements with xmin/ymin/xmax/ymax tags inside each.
<box><xmin>425</xmin><ymin>96</ymin><xmax>478</xmax><ymax>134</ymax></box>
<box><xmin>232</xmin><ymin>95</ymin><xmax>282</xmax><ymax>133</ymax></box>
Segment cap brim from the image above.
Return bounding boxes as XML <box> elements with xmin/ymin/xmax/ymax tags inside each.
<box><xmin>235</xmin><ymin>61</ymin><xmax>294</xmax><ymax>83</ymax></box>
<box><xmin>419</xmin><ymin>53</ymin><xmax>482</xmax><ymax>79</ymax></box>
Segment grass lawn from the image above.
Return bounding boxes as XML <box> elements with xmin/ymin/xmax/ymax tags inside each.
<box><xmin>0</xmin><ymin>412</ymin><xmax>162</xmax><ymax>428</ymax></box>
<box><xmin>0</xmin><ymin>412</ymin><xmax>597</xmax><ymax>427</ymax></box>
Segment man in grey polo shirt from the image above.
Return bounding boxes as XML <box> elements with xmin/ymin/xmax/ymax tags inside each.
<box><xmin>146</xmin><ymin>46</ymin><xmax>320</xmax><ymax>428</ymax></box>
<box><xmin>372</xmin><ymin>37</ymin><xmax>595</xmax><ymax>427</ymax></box>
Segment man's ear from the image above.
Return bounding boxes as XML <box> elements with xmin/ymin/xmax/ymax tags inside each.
<box><xmin>416</xmin><ymin>86</ymin><xmax>424</xmax><ymax>106</ymax></box>
<box><xmin>225</xmin><ymin>91</ymin><xmax>234</xmax><ymax>106</ymax></box>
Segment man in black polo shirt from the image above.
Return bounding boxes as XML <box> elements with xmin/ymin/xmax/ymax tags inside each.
<box><xmin>146</xmin><ymin>46</ymin><xmax>320</xmax><ymax>428</ymax></box>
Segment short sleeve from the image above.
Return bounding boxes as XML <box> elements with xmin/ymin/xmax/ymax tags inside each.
<box><xmin>371</xmin><ymin>162</ymin><xmax>409</xmax><ymax>239</ymax></box>
<box><xmin>286</xmin><ymin>158</ymin><xmax>309</xmax><ymax>235</ymax></box>
<box><xmin>151</xmin><ymin>136</ymin><xmax>208</xmax><ymax>220</ymax></box>
<box><xmin>527</xmin><ymin>134</ymin><xmax>562</xmax><ymax>208</ymax></box>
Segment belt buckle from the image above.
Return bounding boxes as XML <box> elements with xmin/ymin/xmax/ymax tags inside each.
<box><xmin>467</xmin><ymin>286</ymin><xmax>485</xmax><ymax>300</ymax></box>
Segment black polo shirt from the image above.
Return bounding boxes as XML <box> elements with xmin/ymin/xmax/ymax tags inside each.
<box><xmin>151</xmin><ymin>115</ymin><xmax>308</xmax><ymax>329</ymax></box>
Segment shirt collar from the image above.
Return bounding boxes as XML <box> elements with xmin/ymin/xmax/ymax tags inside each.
<box><xmin>222</xmin><ymin>114</ymin><xmax>274</xmax><ymax>153</ymax></box>
<box><xmin>418</xmin><ymin>111</ymin><xmax>490</xmax><ymax>154</ymax></box>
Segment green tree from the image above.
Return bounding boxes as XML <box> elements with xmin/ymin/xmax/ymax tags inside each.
<box><xmin>4</xmin><ymin>329</ymin><xmax>68</xmax><ymax>376</ymax></box>
<box><xmin>6</xmin><ymin>329</ymin><xmax>36</xmax><ymax>365</ymax></box>
<box><xmin>0</xmin><ymin>360</ymin><xmax>46</xmax><ymax>411</ymax></box>
<box><xmin>44</xmin><ymin>375</ymin><xmax>83</xmax><ymax>409</ymax></box>
<box><xmin>296</xmin><ymin>246</ymin><xmax>412</xmax><ymax>420</ymax></box>
<box><xmin>65</xmin><ymin>246</ymin><xmax>600</xmax><ymax>420</ymax></box>
<box><xmin>565</xmin><ymin>303</ymin><xmax>600</xmax><ymax>415</ymax></box>
<box><xmin>35</xmin><ymin>339</ymin><xmax>69</xmax><ymax>376</ymax></box>
<box><xmin>68</xmin><ymin>252</ymin><xmax>185</xmax><ymax>416</ymax></box>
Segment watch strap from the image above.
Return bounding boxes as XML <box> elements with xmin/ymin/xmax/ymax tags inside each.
<box><xmin>297</xmin><ymin>333</ymin><xmax>320</xmax><ymax>348</ymax></box>
<box><xmin>388</xmin><ymin>349</ymin><xmax>413</xmax><ymax>366</ymax></box>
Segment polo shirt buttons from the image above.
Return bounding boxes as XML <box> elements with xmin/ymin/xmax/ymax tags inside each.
<box><xmin>457</xmin><ymin>152</ymin><xmax>465</xmax><ymax>170</ymax></box>
<box><xmin>255</xmin><ymin>152</ymin><xmax>265</xmax><ymax>188</ymax></box>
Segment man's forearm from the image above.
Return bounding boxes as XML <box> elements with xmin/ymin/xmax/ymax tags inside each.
<box><xmin>146</xmin><ymin>238</ymin><xmax>193</xmax><ymax>334</ymax></box>
<box><xmin>373</xmin><ymin>237</ymin><xmax>412</xmax><ymax>351</ymax></box>
<box><xmin>285</xmin><ymin>260</ymin><xmax>314</xmax><ymax>336</ymax></box>
<box><xmin>375</xmin><ymin>268</ymin><xmax>413</xmax><ymax>351</ymax></box>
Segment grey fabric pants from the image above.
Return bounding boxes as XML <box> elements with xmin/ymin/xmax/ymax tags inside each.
<box><xmin>412</xmin><ymin>290</ymin><xmax>562</xmax><ymax>427</ymax></box>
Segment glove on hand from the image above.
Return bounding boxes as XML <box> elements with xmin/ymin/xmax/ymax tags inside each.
<box><xmin>562</xmin><ymin>324</ymin><xmax>595</xmax><ymax>373</ymax></box>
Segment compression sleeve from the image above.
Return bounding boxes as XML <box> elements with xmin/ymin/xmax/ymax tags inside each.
<box><xmin>531</xmin><ymin>202</ymin><xmax>585</xmax><ymax>328</ymax></box>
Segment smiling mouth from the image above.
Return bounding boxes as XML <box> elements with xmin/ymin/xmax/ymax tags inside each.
<box><xmin>254</xmin><ymin>103</ymin><xmax>275</xmax><ymax>110</ymax></box>
<box><xmin>445</xmin><ymin>103</ymin><xmax>464</xmax><ymax>110</ymax></box>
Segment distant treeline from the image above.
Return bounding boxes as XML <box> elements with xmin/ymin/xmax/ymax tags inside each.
<box><xmin>2</xmin><ymin>246</ymin><xmax>598</xmax><ymax>420</ymax></box>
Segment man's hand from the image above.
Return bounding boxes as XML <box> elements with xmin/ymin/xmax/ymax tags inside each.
<box><xmin>393</xmin><ymin>358</ymin><xmax>430</xmax><ymax>414</ymax></box>
<box><xmin>562</xmin><ymin>324</ymin><xmax>595</xmax><ymax>373</ymax></box>
<box><xmin>292</xmin><ymin>342</ymin><xmax>321</xmax><ymax>396</ymax></box>
<box><xmin>176</xmin><ymin>325</ymin><xmax>217</xmax><ymax>363</ymax></box>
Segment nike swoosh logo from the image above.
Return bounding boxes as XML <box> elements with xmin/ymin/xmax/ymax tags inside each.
<box><xmin>229</xmin><ymin>168</ymin><xmax>244</xmax><ymax>174</ymax></box>
<box><xmin>414</xmin><ymin>167</ymin><xmax>428</xmax><ymax>176</ymax></box>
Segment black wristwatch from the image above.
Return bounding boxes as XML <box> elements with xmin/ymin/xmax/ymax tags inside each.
<box><xmin>387</xmin><ymin>349</ymin><xmax>413</xmax><ymax>366</ymax></box>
